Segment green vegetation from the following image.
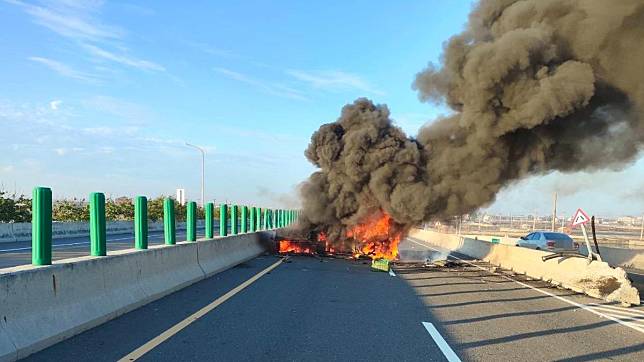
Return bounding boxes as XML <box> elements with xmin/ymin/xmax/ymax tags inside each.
<box><xmin>0</xmin><ymin>191</ymin><xmax>209</xmax><ymax>223</ymax></box>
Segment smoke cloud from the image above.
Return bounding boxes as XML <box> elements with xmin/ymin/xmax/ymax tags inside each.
<box><xmin>299</xmin><ymin>0</ymin><xmax>644</xmax><ymax>246</ymax></box>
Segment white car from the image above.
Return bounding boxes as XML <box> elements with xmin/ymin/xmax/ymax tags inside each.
<box><xmin>516</xmin><ymin>231</ymin><xmax>577</xmax><ymax>251</ymax></box>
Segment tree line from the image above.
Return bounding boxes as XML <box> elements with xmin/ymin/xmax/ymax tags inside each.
<box><xmin>0</xmin><ymin>191</ymin><xmax>210</xmax><ymax>223</ymax></box>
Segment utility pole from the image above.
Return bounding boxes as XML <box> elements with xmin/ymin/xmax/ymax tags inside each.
<box><xmin>185</xmin><ymin>142</ymin><xmax>205</xmax><ymax>208</ymax></box>
<box><xmin>552</xmin><ymin>192</ymin><xmax>557</xmax><ymax>232</ymax></box>
<box><xmin>533</xmin><ymin>210</ymin><xmax>537</xmax><ymax>231</ymax></box>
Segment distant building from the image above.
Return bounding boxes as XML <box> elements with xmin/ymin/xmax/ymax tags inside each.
<box><xmin>617</xmin><ymin>216</ymin><xmax>637</xmax><ymax>225</ymax></box>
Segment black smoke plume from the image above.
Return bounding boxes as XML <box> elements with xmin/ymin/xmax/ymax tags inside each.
<box><xmin>299</xmin><ymin>0</ymin><xmax>644</xmax><ymax>247</ymax></box>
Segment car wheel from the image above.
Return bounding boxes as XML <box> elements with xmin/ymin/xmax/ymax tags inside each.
<box><xmin>535</xmin><ymin>247</ymin><xmax>541</xmax><ymax>251</ymax></box>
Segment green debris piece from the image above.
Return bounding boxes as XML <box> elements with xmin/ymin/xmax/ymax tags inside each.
<box><xmin>371</xmin><ymin>258</ymin><xmax>390</xmax><ymax>272</ymax></box>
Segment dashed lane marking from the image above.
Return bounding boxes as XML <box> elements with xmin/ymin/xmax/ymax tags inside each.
<box><xmin>422</xmin><ymin>322</ymin><xmax>462</xmax><ymax>362</ymax></box>
<box><xmin>118</xmin><ymin>257</ymin><xmax>286</xmax><ymax>361</ymax></box>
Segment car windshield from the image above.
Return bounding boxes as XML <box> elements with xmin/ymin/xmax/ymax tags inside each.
<box><xmin>543</xmin><ymin>233</ymin><xmax>571</xmax><ymax>240</ymax></box>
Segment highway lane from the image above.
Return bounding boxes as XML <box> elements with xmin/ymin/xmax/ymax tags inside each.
<box><xmin>0</xmin><ymin>229</ymin><xmax>205</xmax><ymax>269</ymax></box>
<box><xmin>26</xmin><ymin>238</ymin><xmax>644</xmax><ymax>361</ymax></box>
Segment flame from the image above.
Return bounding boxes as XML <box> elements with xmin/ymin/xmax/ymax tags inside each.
<box><xmin>279</xmin><ymin>240</ymin><xmax>313</xmax><ymax>254</ymax></box>
<box><xmin>318</xmin><ymin>232</ymin><xmax>336</xmax><ymax>253</ymax></box>
<box><xmin>346</xmin><ymin>212</ymin><xmax>401</xmax><ymax>260</ymax></box>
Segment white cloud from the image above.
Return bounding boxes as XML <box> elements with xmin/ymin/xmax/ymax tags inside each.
<box><xmin>53</xmin><ymin>146</ymin><xmax>84</xmax><ymax>156</ymax></box>
<box><xmin>1</xmin><ymin>165</ymin><xmax>14</xmax><ymax>172</ymax></box>
<box><xmin>83</xmin><ymin>96</ymin><xmax>152</xmax><ymax>124</ymax></box>
<box><xmin>11</xmin><ymin>0</ymin><xmax>124</xmax><ymax>41</ymax></box>
<box><xmin>29</xmin><ymin>56</ymin><xmax>98</xmax><ymax>82</ymax></box>
<box><xmin>10</xmin><ymin>1</ymin><xmax>163</xmax><ymax>77</ymax></box>
<box><xmin>83</xmin><ymin>44</ymin><xmax>165</xmax><ymax>72</ymax></box>
<box><xmin>49</xmin><ymin>100</ymin><xmax>62</xmax><ymax>110</ymax></box>
<box><xmin>287</xmin><ymin>69</ymin><xmax>384</xmax><ymax>95</ymax></box>
<box><xmin>82</xmin><ymin>126</ymin><xmax>113</xmax><ymax>135</ymax></box>
<box><xmin>214</xmin><ymin>67</ymin><xmax>307</xmax><ymax>101</ymax></box>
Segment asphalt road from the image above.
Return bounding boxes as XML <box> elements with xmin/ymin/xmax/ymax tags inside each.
<box><xmin>0</xmin><ymin>229</ymin><xmax>204</xmax><ymax>269</ymax></box>
<box><xmin>25</xmin><ymin>238</ymin><xmax>644</xmax><ymax>361</ymax></box>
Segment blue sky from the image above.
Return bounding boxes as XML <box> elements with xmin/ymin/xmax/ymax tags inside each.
<box><xmin>0</xmin><ymin>1</ymin><xmax>642</xmax><ymax>217</ymax></box>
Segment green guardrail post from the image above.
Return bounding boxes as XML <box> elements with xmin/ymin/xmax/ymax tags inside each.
<box><xmin>32</xmin><ymin>186</ymin><xmax>52</xmax><ymax>266</ymax></box>
<box><xmin>272</xmin><ymin>209</ymin><xmax>277</xmax><ymax>229</ymax></box>
<box><xmin>263</xmin><ymin>208</ymin><xmax>269</xmax><ymax>230</ymax></box>
<box><xmin>241</xmin><ymin>205</ymin><xmax>248</xmax><ymax>233</ymax></box>
<box><xmin>255</xmin><ymin>207</ymin><xmax>262</xmax><ymax>231</ymax></box>
<box><xmin>231</xmin><ymin>205</ymin><xmax>238</xmax><ymax>235</ymax></box>
<box><xmin>205</xmin><ymin>202</ymin><xmax>214</xmax><ymax>238</ymax></box>
<box><xmin>89</xmin><ymin>192</ymin><xmax>106</xmax><ymax>256</ymax></box>
<box><xmin>250</xmin><ymin>206</ymin><xmax>256</xmax><ymax>232</ymax></box>
<box><xmin>187</xmin><ymin>201</ymin><xmax>197</xmax><ymax>242</ymax></box>
<box><xmin>135</xmin><ymin>196</ymin><xmax>148</xmax><ymax>249</ymax></box>
<box><xmin>164</xmin><ymin>198</ymin><xmax>176</xmax><ymax>245</ymax></box>
<box><xmin>275</xmin><ymin>209</ymin><xmax>280</xmax><ymax>228</ymax></box>
<box><xmin>220</xmin><ymin>203</ymin><xmax>228</xmax><ymax>237</ymax></box>
<box><xmin>266</xmin><ymin>209</ymin><xmax>271</xmax><ymax>229</ymax></box>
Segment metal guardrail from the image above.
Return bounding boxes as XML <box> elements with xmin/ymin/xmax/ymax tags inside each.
<box><xmin>29</xmin><ymin>186</ymin><xmax>300</xmax><ymax>266</ymax></box>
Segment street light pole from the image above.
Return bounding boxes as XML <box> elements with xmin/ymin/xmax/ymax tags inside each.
<box><xmin>185</xmin><ymin>142</ymin><xmax>205</xmax><ymax>208</ymax></box>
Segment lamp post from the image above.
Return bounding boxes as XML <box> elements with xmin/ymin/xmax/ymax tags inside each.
<box><xmin>185</xmin><ymin>142</ymin><xmax>205</xmax><ymax>208</ymax></box>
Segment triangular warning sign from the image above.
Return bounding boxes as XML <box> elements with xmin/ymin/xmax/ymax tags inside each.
<box><xmin>571</xmin><ymin>208</ymin><xmax>590</xmax><ymax>227</ymax></box>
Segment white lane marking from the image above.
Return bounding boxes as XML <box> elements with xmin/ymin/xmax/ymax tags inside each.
<box><xmin>407</xmin><ymin>238</ymin><xmax>644</xmax><ymax>334</ymax></box>
<box><xmin>118</xmin><ymin>257</ymin><xmax>286</xmax><ymax>362</ymax></box>
<box><xmin>389</xmin><ymin>269</ymin><xmax>396</xmax><ymax>277</ymax></box>
<box><xmin>0</xmin><ymin>232</ymin><xmax>187</xmax><ymax>253</ymax></box>
<box><xmin>587</xmin><ymin>303</ymin><xmax>644</xmax><ymax>316</ymax></box>
<box><xmin>422</xmin><ymin>322</ymin><xmax>461</xmax><ymax>362</ymax></box>
<box><xmin>588</xmin><ymin>305</ymin><xmax>644</xmax><ymax>318</ymax></box>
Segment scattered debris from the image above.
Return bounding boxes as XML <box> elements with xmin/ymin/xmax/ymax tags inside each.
<box><xmin>371</xmin><ymin>258</ymin><xmax>390</xmax><ymax>272</ymax></box>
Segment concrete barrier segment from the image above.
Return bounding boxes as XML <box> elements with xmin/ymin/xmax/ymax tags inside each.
<box><xmin>0</xmin><ymin>231</ymin><xmax>274</xmax><ymax>361</ymax></box>
<box><xmin>410</xmin><ymin>229</ymin><xmax>640</xmax><ymax>305</ymax></box>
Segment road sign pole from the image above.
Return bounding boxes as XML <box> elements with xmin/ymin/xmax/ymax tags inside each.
<box><xmin>89</xmin><ymin>192</ymin><xmax>106</xmax><ymax>256</ymax></box>
<box><xmin>164</xmin><ymin>198</ymin><xmax>176</xmax><ymax>245</ymax></box>
<box><xmin>580</xmin><ymin>224</ymin><xmax>593</xmax><ymax>262</ymax></box>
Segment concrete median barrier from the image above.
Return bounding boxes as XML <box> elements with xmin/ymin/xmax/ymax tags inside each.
<box><xmin>410</xmin><ymin>229</ymin><xmax>640</xmax><ymax>305</ymax></box>
<box><xmin>0</xmin><ymin>231</ymin><xmax>273</xmax><ymax>361</ymax></box>
<box><xmin>198</xmin><ymin>231</ymin><xmax>274</xmax><ymax>276</ymax></box>
<box><xmin>462</xmin><ymin>233</ymin><xmax>644</xmax><ymax>270</ymax></box>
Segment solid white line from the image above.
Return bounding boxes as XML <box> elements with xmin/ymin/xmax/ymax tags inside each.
<box><xmin>118</xmin><ymin>257</ymin><xmax>286</xmax><ymax>361</ymax></box>
<box><xmin>389</xmin><ymin>269</ymin><xmax>396</xmax><ymax>277</ymax></box>
<box><xmin>588</xmin><ymin>305</ymin><xmax>644</xmax><ymax>318</ymax></box>
<box><xmin>407</xmin><ymin>238</ymin><xmax>644</xmax><ymax>334</ymax></box>
<box><xmin>422</xmin><ymin>322</ymin><xmax>461</xmax><ymax>362</ymax></box>
<box><xmin>587</xmin><ymin>303</ymin><xmax>644</xmax><ymax>316</ymax></box>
